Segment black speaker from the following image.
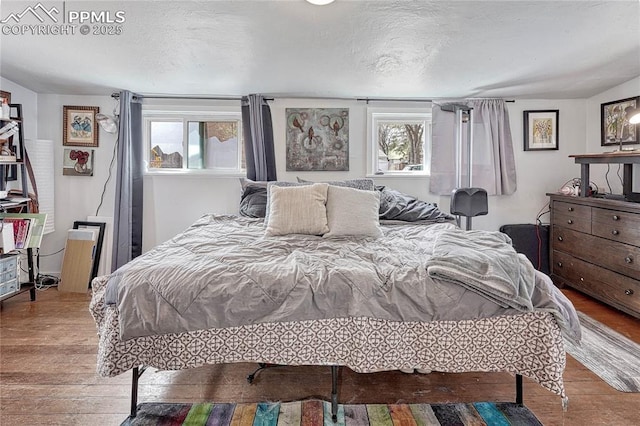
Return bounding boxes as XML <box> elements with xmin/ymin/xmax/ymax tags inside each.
<box><xmin>499</xmin><ymin>224</ymin><xmax>549</xmax><ymax>275</ymax></box>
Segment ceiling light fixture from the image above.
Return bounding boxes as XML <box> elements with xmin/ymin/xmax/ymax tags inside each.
<box><xmin>305</xmin><ymin>0</ymin><xmax>335</xmax><ymax>5</ymax></box>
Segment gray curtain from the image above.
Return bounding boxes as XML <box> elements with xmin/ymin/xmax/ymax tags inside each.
<box><xmin>111</xmin><ymin>90</ymin><xmax>143</xmax><ymax>271</ymax></box>
<box><xmin>429</xmin><ymin>99</ymin><xmax>517</xmax><ymax>195</ymax></box>
<box><xmin>241</xmin><ymin>94</ymin><xmax>277</xmax><ymax>181</ymax></box>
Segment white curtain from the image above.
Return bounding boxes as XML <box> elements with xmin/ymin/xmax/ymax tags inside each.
<box><xmin>429</xmin><ymin>99</ymin><xmax>517</xmax><ymax>195</ymax></box>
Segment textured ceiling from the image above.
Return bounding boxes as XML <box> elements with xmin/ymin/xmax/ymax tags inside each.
<box><xmin>1</xmin><ymin>0</ymin><xmax>639</xmax><ymax>99</ymax></box>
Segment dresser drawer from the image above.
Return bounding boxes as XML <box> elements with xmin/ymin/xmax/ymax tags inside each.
<box><xmin>553</xmin><ymin>211</ymin><xmax>591</xmax><ymax>233</ymax></box>
<box><xmin>552</xmin><ymin>201</ymin><xmax>591</xmax><ymax>233</ymax></box>
<box><xmin>552</xmin><ymin>226</ymin><xmax>640</xmax><ymax>279</ymax></box>
<box><xmin>553</xmin><ymin>251</ymin><xmax>640</xmax><ymax>315</ymax></box>
<box><xmin>592</xmin><ymin>207</ymin><xmax>640</xmax><ymax>247</ymax></box>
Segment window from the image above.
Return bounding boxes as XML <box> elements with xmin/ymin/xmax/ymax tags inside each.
<box><xmin>367</xmin><ymin>108</ymin><xmax>432</xmax><ymax>175</ymax></box>
<box><xmin>143</xmin><ymin>111</ymin><xmax>244</xmax><ymax>174</ymax></box>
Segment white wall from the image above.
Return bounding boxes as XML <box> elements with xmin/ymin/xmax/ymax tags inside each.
<box><xmin>37</xmin><ymin>94</ymin><xmax>118</xmax><ymax>274</ymax></box>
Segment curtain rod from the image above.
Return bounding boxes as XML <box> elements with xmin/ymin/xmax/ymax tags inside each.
<box><xmin>110</xmin><ymin>92</ymin><xmax>515</xmax><ymax>103</ymax></box>
<box><xmin>354</xmin><ymin>98</ymin><xmax>517</xmax><ymax>104</ymax></box>
<box><xmin>110</xmin><ymin>93</ymin><xmax>249</xmax><ymax>101</ymax></box>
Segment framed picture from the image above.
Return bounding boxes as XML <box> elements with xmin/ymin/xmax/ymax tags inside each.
<box><xmin>63</xmin><ymin>106</ymin><xmax>99</xmax><ymax>147</ymax></box>
<box><xmin>523</xmin><ymin>110</ymin><xmax>559</xmax><ymax>151</ymax></box>
<box><xmin>72</xmin><ymin>221</ymin><xmax>106</xmax><ymax>285</ymax></box>
<box><xmin>601</xmin><ymin>97</ymin><xmax>639</xmax><ymax>146</ymax></box>
<box><xmin>0</xmin><ymin>90</ymin><xmax>11</xmax><ymax>105</ymax></box>
<box><xmin>63</xmin><ymin>148</ymin><xmax>94</xmax><ymax>176</ymax></box>
<box><xmin>285</xmin><ymin>108</ymin><xmax>349</xmax><ymax>171</ymax></box>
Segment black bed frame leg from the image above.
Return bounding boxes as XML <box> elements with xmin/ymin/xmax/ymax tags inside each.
<box><xmin>130</xmin><ymin>367</ymin><xmax>140</xmax><ymax>418</ymax></box>
<box><xmin>130</xmin><ymin>366</ymin><xmax>148</xmax><ymax>419</ymax></box>
<box><xmin>331</xmin><ymin>366</ymin><xmax>339</xmax><ymax>423</ymax></box>
<box><xmin>516</xmin><ymin>374</ymin><xmax>523</xmax><ymax>405</ymax></box>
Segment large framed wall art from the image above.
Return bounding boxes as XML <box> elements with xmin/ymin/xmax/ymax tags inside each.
<box><xmin>285</xmin><ymin>108</ymin><xmax>349</xmax><ymax>171</ymax></box>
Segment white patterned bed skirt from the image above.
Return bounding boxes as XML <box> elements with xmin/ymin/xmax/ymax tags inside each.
<box><xmin>90</xmin><ymin>278</ymin><xmax>566</xmax><ymax>399</ymax></box>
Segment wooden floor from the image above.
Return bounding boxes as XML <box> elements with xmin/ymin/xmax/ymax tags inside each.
<box><xmin>1</xmin><ymin>287</ymin><xmax>639</xmax><ymax>426</ymax></box>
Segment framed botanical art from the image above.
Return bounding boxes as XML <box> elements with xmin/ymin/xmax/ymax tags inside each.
<box><xmin>523</xmin><ymin>110</ymin><xmax>559</xmax><ymax>151</ymax></box>
<box><xmin>63</xmin><ymin>105</ymin><xmax>99</xmax><ymax>147</ymax></box>
<box><xmin>601</xmin><ymin>97</ymin><xmax>639</xmax><ymax>147</ymax></box>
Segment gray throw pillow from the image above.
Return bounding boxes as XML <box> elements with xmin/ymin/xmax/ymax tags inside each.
<box><xmin>265</xmin><ymin>178</ymin><xmax>376</xmax><ymax>224</ymax></box>
<box><xmin>265</xmin><ymin>183</ymin><xmax>330</xmax><ymax>236</ymax></box>
<box><xmin>324</xmin><ymin>185</ymin><xmax>382</xmax><ymax>238</ymax></box>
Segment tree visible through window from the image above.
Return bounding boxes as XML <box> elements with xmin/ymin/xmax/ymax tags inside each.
<box><xmin>368</xmin><ymin>108</ymin><xmax>431</xmax><ymax>175</ymax></box>
<box><xmin>378</xmin><ymin>123</ymin><xmax>424</xmax><ymax>171</ymax></box>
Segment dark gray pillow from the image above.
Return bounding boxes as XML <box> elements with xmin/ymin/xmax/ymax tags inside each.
<box><xmin>239</xmin><ymin>178</ymin><xmax>268</xmax><ymax>218</ymax></box>
<box><xmin>377</xmin><ymin>186</ymin><xmax>455</xmax><ymax>222</ymax></box>
<box><xmin>296</xmin><ymin>177</ymin><xmax>375</xmax><ymax>191</ymax></box>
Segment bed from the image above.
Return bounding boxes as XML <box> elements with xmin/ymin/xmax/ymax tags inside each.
<box><xmin>90</xmin><ymin>181</ymin><xmax>581</xmax><ymax>421</ymax></box>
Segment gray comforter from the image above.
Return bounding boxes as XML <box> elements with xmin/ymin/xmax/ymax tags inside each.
<box><xmin>105</xmin><ymin>215</ymin><xmax>581</xmax><ymax>343</ymax></box>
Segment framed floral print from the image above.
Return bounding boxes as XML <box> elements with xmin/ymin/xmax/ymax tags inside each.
<box><xmin>523</xmin><ymin>110</ymin><xmax>559</xmax><ymax>151</ymax></box>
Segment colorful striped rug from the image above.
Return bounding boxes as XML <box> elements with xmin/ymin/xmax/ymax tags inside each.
<box><xmin>121</xmin><ymin>399</ymin><xmax>543</xmax><ymax>425</ymax></box>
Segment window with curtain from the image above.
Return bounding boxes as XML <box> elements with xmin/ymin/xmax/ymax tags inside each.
<box><xmin>143</xmin><ymin>111</ymin><xmax>244</xmax><ymax>174</ymax></box>
<box><xmin>367</xmin><ymin>108</ymin><xmax>432</xmax><ymax>175</ymax></box>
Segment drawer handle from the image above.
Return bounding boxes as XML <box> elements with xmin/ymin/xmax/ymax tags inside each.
<box><xmin>612</xmin><ymin>229</ymin><xmax>619</xmax><ymax>235</ymax></box>
<box><xmin>612</xmin><ymin>215</ymin><xmax>619</xmax><ymax>221</ymax></box>
<box><xmin>567</xmin><ymin>219</ymin><xmax>573</xmax><ymax>224</ymax></box>
<box><xmin>625</xmin><ymin>289</ymin><xmax>634</xmax><ymax>296</ymax></box>
<box><xmin>568</xmin><ymin>207</ymin><xmax>574</xmax><ymax>212</ymax></box>
<box><xmin>625</xmin><ymin>256</ymin><xmax>634</xmax><ymax>264</ymax></box>
<box><xmin>558</xmin><ymin>236</ymin><xmax>563</xmax><ymax>241</ymax></box>
<box><xmin>557</xmin><ymin>262</ymin><xmax>563</xmax><ymax>267</ymax></box>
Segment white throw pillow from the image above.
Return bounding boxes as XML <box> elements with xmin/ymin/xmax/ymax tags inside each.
<box><xmin>265</xmin><ymin>183</ymin><xmax>330</xmax><ymax>236</ymax></box>
<box><xmin>324</xmin><ymin>185</ymin><xmax>382</xmax><ymax>238</ymax></box>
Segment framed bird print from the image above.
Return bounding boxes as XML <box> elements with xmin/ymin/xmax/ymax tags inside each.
<box><xmin>285</xmin><ymin>108</ymin><xmax>349</xmax><ymax>171</ymax></box>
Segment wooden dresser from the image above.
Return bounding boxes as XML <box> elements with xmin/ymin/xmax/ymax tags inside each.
<box><xmin>549</xmin><ymin>194</ymin><xmax>640</xmax><ymax>318</ymax></box>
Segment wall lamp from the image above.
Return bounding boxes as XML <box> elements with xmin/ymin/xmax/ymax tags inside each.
<box><xmin>626</xmin><ymin>105</ymin><xmax>640</xmax><ymax>124</ymax></box>
<box><xmin>96</xmin><ymin>99</ymin><xmax>120</xmax><ymax>134</ymax></box>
